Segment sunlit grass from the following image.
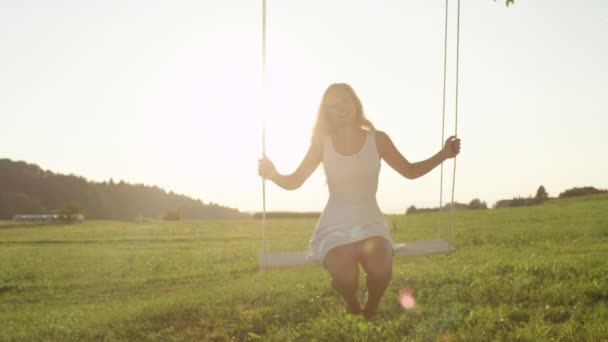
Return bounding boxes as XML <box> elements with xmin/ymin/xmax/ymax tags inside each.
<box><xmin>1</xmin><ymin>194</ymin><xmax>607</xmax><ymax>340</ymax></box>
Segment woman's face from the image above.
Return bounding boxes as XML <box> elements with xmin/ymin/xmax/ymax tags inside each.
<box><xmin>325</xmin><ymin>90</ymin><xmax>358</xmax><ymax>129</ymax></box>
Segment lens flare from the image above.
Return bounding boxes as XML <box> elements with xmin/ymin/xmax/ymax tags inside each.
<box><xmin>398</xmin><ymin>287</ymin><xmax>416</xmax><ymax>311</ymax></box>
<box><xmin>362</xmin><ymin>239</ymin><xmax>376</xmax><ymax>255</ymax></box>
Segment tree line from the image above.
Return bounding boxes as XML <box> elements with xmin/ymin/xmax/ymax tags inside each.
<box><xmin>406</xmin><ymin>185</ymin><xmax>607</xmax><ymax>215</ymax></box>
<box><xmin>0</xmin><ymin>158</ymin><xmax>246</xmax><ymax>220</ymax></box>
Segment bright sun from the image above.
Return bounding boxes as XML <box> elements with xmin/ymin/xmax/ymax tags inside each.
<box><xmin>176</xmin><ymin>30</ymin><xmax>328</xmax><ymax>193</ymax></box>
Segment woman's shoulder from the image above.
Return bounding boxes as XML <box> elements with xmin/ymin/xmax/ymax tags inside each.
<box><xmin>372</xmin><ymin>130</ymin><xmax>391</xmax><ymax>157</ymax></box>
<box><xmin>372</xmin><ymin>129</ymin><xmax>390</xmax><ymax>143</ymax></box>
<box><xmin>312</xmin><ymin>134</ymin><xmax>330</xmax><ymax>146</ymax></box>
<box><xmin>310</xmin><ymin>134</ymin><xmax>328</xmax><ymax>155</ymax></box>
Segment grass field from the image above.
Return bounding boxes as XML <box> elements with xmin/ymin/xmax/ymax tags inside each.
<box><xmin>1</xmin><ymin>194</ymin><xmax>607</xmax><ymax>341</ymax></box>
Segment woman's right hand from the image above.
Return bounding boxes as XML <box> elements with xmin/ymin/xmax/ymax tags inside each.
<box><xmin>258</xmin><ymin>157</ymin><xmax>278</xmax><ymax>181</ymax></box>
<box><xmin>441</xmin><ymin>136</ymin><xmax>461</xmax><ymax>159</ymax></box>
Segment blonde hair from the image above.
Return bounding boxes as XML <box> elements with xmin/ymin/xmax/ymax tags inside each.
<box><xmin>311</xmin><ymin>83</ymin><xmax>375</xmax><ymax>145</ymax></box>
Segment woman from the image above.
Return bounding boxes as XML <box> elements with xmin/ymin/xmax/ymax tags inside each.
<box><xmin>258</xmin><ymin>83</ymin><xmax>461</xmax><ymax>318</ymax></box>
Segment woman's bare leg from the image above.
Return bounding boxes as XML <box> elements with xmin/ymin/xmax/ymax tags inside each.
<box><xmin>323</xmin><ymin>244</ymin><xmax>361</xmax><ymax>314</ymax></box>
<box><xmin>359</xmin><ymin>237</ymin><xmax>392</xmax><ymax>319</ymax></box>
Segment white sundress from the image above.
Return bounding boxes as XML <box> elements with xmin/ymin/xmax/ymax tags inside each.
<box><xmin>309</xmin><ymin>131</ymin><xmax>394</xmax><ymax>264</ymax></box>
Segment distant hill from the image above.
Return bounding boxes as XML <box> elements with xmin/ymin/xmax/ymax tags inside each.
<box><xmin>0</xmin><ymin>158</ymin><xmax>246</xmax><ymax>220</ymax></box>
<box><xmin>558</xmin><ymin>186</ymin><xmax>608</xmax><ymax>199</ymax></box>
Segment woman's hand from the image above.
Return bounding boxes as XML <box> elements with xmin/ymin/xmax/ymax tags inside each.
<box><xmin>442</xmin><ymin>136</ymin><xmax>461</xmax><ymax>159</ymax></box>
<box><xmin>258</xmin><ymin>156</ymin><xmax>278</xmax><ymax>181</ymax></box>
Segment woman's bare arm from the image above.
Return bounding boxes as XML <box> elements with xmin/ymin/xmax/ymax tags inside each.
<box><xmin>258</xmin><ymin>141</ymin><xmax>322</xmax><ymax>190</ymax></box>
<box><xmin>376</xmin><ymin>131</ymin><xmax>460</xmax><ymax>180</ymax></box>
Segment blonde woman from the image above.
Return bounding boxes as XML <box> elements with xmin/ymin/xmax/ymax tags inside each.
<box><xmin>258</xmin><ymin>83</ymin><xmax>461</xmax><ymax>318</ymax></box>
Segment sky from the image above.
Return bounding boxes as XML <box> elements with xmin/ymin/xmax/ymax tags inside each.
<box><xmin>1</xmin><ymin>0</ymin><xmax>607</xmax><ymax>214</ymax></box>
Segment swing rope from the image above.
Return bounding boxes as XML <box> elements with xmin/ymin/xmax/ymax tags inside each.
<box><xmin>438</xmin><ymin>0</ymin><xmax>461</xmax><ymax>248</ymax></box>
<box><xmin>261</xmin><ymin>0</ymin><xmax>268</xmax><ymax>266</ymax></box>
<box><xmin>437</xmin><ymin>0</ymin><xmax>449</xmax><ymax>240</ymax></box>
<box><xmin>449</xmin><ymin>0</ymin><xmax>461</xmax><ymax>247</ymax></box>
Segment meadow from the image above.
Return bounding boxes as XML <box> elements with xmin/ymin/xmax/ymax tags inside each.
<box><xmin>1</xmin><ymin>194</ymin><xmax>607</xmax><ymax>341</ymax></box>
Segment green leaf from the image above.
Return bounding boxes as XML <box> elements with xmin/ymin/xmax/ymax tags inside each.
<box><xmin>357</xmin><ymin>321</ymin><xmax>369</xmax><ymax>333</ymax></box>
<box><xmin>247</xmin><ymin>332</ymin><xmax>262</xmax><ymax>340</ymax></box>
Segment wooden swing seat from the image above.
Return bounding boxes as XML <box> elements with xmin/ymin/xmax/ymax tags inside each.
<box><xmin>258</xmin><ymin>239</ymin><xmax>455</xmax><ymax>268</ymax></box>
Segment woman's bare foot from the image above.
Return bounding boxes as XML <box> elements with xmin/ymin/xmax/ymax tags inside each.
<box><xmin>345</xmin><ymin>296</ymin><xmax>362</xmax><ymax>315</ymax></box>
<box><xmin>362</xmin><ymin>293</ymin><xmax>380</xmax><ymax>319</ymax></box>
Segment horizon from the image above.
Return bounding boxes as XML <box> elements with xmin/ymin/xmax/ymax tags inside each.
<box><xmin>2</xmin><ymin>1</ymin><xmax>607</xmax><ymax>214</ymax></box>
<box><xmin>2</xmin><ymin>156</ymin><xmax>603</xmax><ymax>215</ymax></box>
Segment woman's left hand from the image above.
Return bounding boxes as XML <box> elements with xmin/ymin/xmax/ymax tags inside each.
<box><xmin>442</xmin><ymin>136</ymin><xmax>461</xmax><ymax>159</ymax></box>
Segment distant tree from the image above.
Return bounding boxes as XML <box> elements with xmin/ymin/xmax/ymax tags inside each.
<box><xmin>536</xmin><ymin>185</ymin><xmax>549</xmax><ymax>200</ymax></box>
<box><xmin>444</xmin><ymin>202</ymin><xmax>470</xmax><ymax>211</ymax></box>
<box><xmin>494</xmin><ymin>199</ymin><xmax>509</xmax><ymax>209</ymax></box>
<box><xmin>163</xmin><ymin>208</ymin><xmax>181</xmax><ymax>221</ymax></box>
<box><xmin>468</xmin><ymin>198</ymin><xmax>488</xmax><ymax>210</ymax></box>
<box><xmin>0</xmin><ymin>192</ymin><xmax>41</xmax><ymax>218</ymax></box>
<box><xmin>559</xmin><ymin>187</ymin><xmax>607</xmax><ymax>199</ymax></box>
<box><xmin>406</xmin><ymin>205</ymin><xmax>417</xmax><ymax>215</ymax></box>
<box><xmin>57</xmin><ymin>202</ymin><xmax>83</xmax><ymax>223</ymax></box>
<box><xmin>0</xmin><ymin>158</ymin><xmax>246</xmax><ymax>220</ymax></box>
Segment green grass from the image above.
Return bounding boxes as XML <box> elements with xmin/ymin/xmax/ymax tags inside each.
<box><xmin>1</xmin><ymin>194</ymin><xmax>607</xmax><ymax>341</ymax></box>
